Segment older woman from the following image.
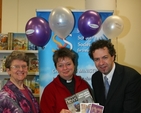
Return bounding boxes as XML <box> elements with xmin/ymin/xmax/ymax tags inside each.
<box><xmin>0</xmin><ymin>51</ymin><xmax>39</xmax><ymax>113</ymax></box>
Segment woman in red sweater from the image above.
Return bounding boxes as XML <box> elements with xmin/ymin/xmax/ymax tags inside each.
<box><xmin>40</xmin><ymin>47</ymin><xmax>93</xmax><ymax>113</ymax></box>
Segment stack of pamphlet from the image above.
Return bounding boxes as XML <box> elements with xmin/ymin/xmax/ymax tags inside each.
<box><xmin>65</xmin><ymin>88</ymin><xmax>104</xmax><ymax>113</ymax></box>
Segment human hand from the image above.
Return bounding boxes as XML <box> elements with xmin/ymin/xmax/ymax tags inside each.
<box><xmin>60</xmin><ymin>109</ymin><xmax>72</xmax><ymax>113</ymax></box>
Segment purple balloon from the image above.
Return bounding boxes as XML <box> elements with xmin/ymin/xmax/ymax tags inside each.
<box><xmin>78</xmin><ymin>10</ymin><xmax>102</xmax><ymax>39</ymax></box>
<box><xmin>25</xmin><ymin>17</ymin><xmax>51</xmax><ymax>47</ymax></box>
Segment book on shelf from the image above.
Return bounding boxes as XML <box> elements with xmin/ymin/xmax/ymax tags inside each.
<box><xmin>0</xmin><ymin>32</ymin><xmax>38</xmax><ymax>50</ymax></box>
<box><xmin>65</xmin><ymin>88</ymin><xmax>94</xmax><ymax>113</ymax></box>
<box><xmin>0</xmin><ymin>57</ymin><xmax>3</xmax><ymax>72</ymax></box>
<box><xmin>34</xmin><ymin>75</ymin><xmax>39</xmax><ymax>94</ymax></box>
<box><xmin>28</xmin><ymin>40</ymin><xmax>38</xmax><ymax>50</ymax></box>
<box><xmin>7</xmin><ymin>32</ymin><xmax>13</xmax><ymax>50</ymax></box>
<box><xmin>28</xmin><ymin>57</ymin><xmax>39</xmax><ymax>72</ymax></box>
<box><xmin>24</xmin><ymin>75</ymin><xmax>39</xmax><ymax>94</ymax></box>
<box><xmin>0</xmin><ymin>55</ymin><xmax>7</xmax><ymax>72</ymax></box>
<box><xmin>11</xmin><ymin>33</ymin><xmax>28</xmax><ymax>50</ymax></box>
<box><xmin>0</xmin><ymin>33</ymin><xmax>9</xmax><ymax>50</ymax></box>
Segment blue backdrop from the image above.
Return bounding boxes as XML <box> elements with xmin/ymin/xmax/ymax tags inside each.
<box><xmin>36</xmin><ymin>10</ymin><xmax>113</xmax><ymax>96</ymax></box>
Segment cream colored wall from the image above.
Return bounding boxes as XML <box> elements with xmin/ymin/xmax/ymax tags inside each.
<box><xmin>2</xmin><ymin>0</ymin><xmax>141</xmax><ymax>73</ymax></box>
<box><xmin>112</xmin><ymin>0</ymin><xmax>141</xmax><ymax>73</ymax></box>
<box><xmin>2</xmin><ymin>0</ymin><xmax>85</xmax><ymax>33</ymax></box>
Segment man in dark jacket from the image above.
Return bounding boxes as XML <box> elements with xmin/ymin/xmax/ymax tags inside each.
<box><xmin>88</xmin><ymin>40</ymin><xmax>141</xmax><ymax>113</ymax></box>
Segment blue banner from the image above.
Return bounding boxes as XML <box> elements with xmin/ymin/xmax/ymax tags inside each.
<box><xmin>36</xmin><ymin>10</ymin><xmax>113</xmax><ymax>95</ymax></box>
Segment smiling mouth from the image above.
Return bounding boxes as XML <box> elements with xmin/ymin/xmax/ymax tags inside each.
<box><xmin>63</xmin><ymin>71</ymin><xmax>69</xmax><ymax>74</ymax></box>
<box><xmin>100</xmin><ymin>66</ymin><xmax>107</xmax><ymax>71</ymax></box>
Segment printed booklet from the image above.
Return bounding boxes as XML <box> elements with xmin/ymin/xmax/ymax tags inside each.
<box><xmin>65</xmin><ymin>88</ymin><xmax>94</xmax><ymax>113</ymax></box>
<box><xmin>80</xmin><ymin>103</ymin><xmax>104</xmax><ymax>113</ymax></box>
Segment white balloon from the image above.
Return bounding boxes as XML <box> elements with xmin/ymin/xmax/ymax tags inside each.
<box><xmin>49</xmin><ymin>7</ymin><xmax>74</xmax><ymax>39</ymax></box>
<box><xmin>102</xmin><ymin>15</ymin><xmax>124</xmax><ymax>39</ymax></box>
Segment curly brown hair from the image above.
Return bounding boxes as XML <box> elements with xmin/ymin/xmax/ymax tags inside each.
<box><xmin>88</xmin><ymin>40</ymin><xmax>116</xmax><ymax>61</ymax></box>
<box><xmin>5</xmin><ymin>51</ymin><xmax>29</xmax><ymax>68</ymax></box>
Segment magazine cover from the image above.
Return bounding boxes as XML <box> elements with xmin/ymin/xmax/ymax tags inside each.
<box><xmin>12</xmin><ymin>33</ymin><xmax>28</xmax><ymax>50</ymax></box>
<box><xmin>80</xmin><ymin>103</ymin><xmax>92</xmax><ymax>113</ymax></box>
<box><xmin>65</xmin><ymin>88</ymin><xmax>94</xmax><ymax>113</ymax></box>
<box><xmin>80</xmin><ymin>103</ymin><xmax>103</xmax><ymax>113</ymax></box>
<box><xmin>89</xmin><ymin>103</ymin><xmax>104</xmax><ymax>113</ymax></box>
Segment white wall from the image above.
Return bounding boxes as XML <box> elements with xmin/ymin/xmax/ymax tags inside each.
<box><xmin>2</xmin><ymin>0</ymin><xmax>141</xmax><ymax>73</ymax></box>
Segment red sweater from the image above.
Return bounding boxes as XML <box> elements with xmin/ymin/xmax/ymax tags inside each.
<box><xmin>40</xmin><ymin>75</ymin><xmax>91</xmax><ymax>113</ymax></box>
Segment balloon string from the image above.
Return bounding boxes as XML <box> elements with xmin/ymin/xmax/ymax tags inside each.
<box><xmin>63</xmin><ymin>39</ymin><xmax>73</xmax><ymax>50</ymax></box>
<box><xmin>52</xmin><ymin>34</ymin><xmax>62</xmax><ymax>46</ymax></box>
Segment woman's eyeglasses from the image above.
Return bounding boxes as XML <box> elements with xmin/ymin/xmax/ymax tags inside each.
<box><xmin>10</xmin><ymin>65</ymin><xmax>28</xmax><ymax>70</ymax></box>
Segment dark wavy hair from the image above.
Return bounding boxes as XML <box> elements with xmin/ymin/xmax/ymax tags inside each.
<box><xmin>53</xmin><ymin>47</ymin><xmax>78</xmax><ymax>68</ymax></box>
<box><xmin>88</xmin><ymin>40</ymin><xmax>116</xmax><ymax>61</ymax></box>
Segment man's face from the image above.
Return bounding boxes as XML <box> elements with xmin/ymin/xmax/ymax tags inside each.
<box><xmin>92</xmin><ymin>47</ymin><xmax>114</xmax><ymax>75</ymax></box>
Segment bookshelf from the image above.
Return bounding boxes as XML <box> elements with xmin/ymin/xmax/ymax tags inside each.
<box><xmin>0</xmin><ymin>71</ymin><xmax>39</xmax><ymax>76</ymax></box>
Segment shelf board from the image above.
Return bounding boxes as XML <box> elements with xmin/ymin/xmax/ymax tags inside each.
<box><xmin>0</xmin><ymin>72</ymin><xmax>39</xmax><ymax>76</ymax></box>
<box><xmin>0</xmin><ymin>72</ymin><xmax>9</xmax><ymax>75</ymax></box>
<box><xmin>28</xmin><ymin>72</ymin><xmax>39</xmax><ymax>75</ymax></box>
<box><xmin>0</xmin><ymin>50</ymin><xmax>38</xmax><ymax>54</ymax></box>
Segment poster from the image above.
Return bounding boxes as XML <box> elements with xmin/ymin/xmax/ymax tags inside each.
<box><xmin>36</xmin><ymin>10</ymin><xmax>113</xmax><ymax>95</ymax></box>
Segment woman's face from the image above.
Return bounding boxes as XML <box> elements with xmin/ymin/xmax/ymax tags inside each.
<box><xmin>56</xmin><ymin>57</ymin><xmax>75</xmax><ymax>80</ymax></box>
<box><xmin>7</xmin><ymin>59</ymin><xmax>28</xmax><ymax>83</ymax></box>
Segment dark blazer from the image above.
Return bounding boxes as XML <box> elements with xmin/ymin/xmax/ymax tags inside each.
<box><xmin>92</xmin><ymin>63</ymin><xmax>141</xmax><ymax>113</ymax></box>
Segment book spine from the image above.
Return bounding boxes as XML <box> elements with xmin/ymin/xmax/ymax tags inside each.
<box><xmin>8</xmin><ymin>32</ymin><xmax>13</xmax><ymax>50</ymax></box>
